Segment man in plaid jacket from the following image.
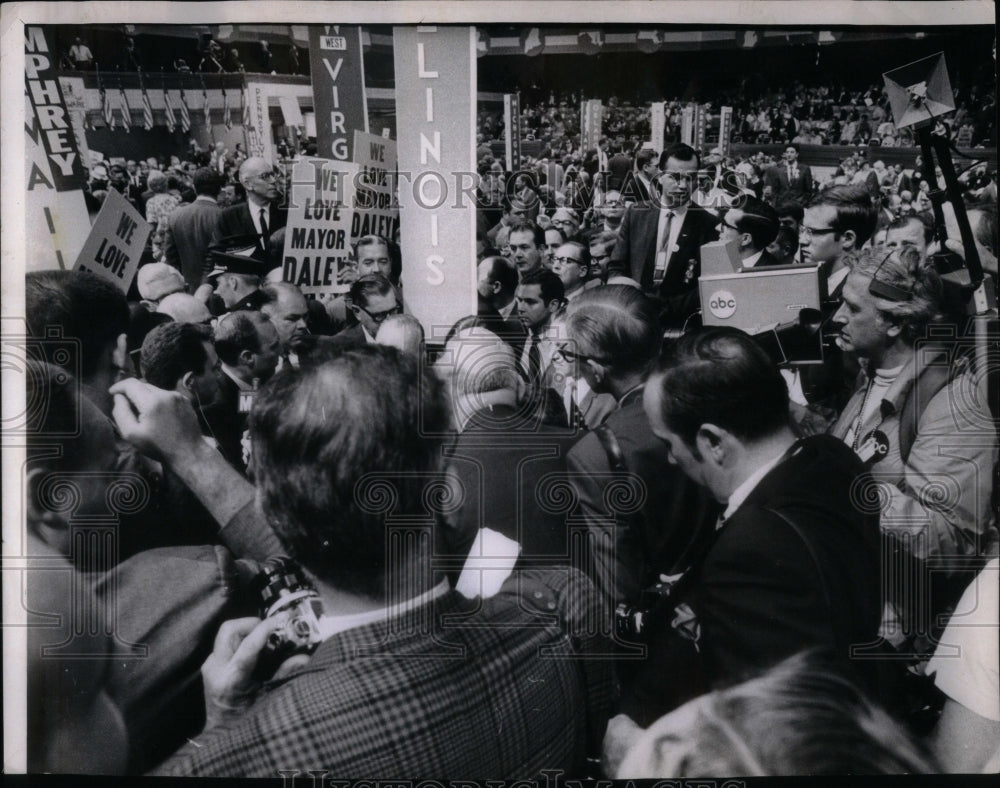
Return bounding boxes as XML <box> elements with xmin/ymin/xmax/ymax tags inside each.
<box><xmin>152</xmin><ymin>345</ymin><xmax>613</xmax><ymax>778</ymax></box>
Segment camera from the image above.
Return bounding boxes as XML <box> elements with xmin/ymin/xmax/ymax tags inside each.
<box><xmin>614</xmin><ymin>580</ymin><xmax>674</xmax><ymax>642</ymax></box>
<box><xmin>249</xmin><ymin>557</ymin><xmax>324</xmax><ymax>679</ymax></box>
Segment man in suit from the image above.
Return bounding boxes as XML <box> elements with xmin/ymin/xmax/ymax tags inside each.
<box><xmin>609</xmin><ymin>143</ymin><xmax>719</xmax><ymax>322</ymax></box>
<box><xmin>763</xmin><ymin>143</ymin><xmax>814</xmax><ymax>207</ymax></box>
<box><xmin>565</xmin><ymin>286</ymin><xmax>716</xmax><ymax>620</ymax></box>
<box><xmin>620</xmin><ymin>148</ymin><xmax>658</xmax><ymax>205</ymax></box>
<box><xmin>153</xmin><ymin>346</ymin><xmax>614</xmax><ymax>777</ymax></box>
<box><xmin>476</xmin><ymin>255</ymin><xmax>526</xmax><ymax>355</ymax></box>
<box><xmin>717</xmin><ymin>196</ymin><xmax>782</xmax><ymax>268</ymax></box>
<box><xmin>605</xmin><ymin>327</ymin><xmax>881</xmax><ymax>747</ymax></box>
<box><xmin>211</xmin><ymin>157</ymin><xmax>287</xmax><ymax>264</ymax></box>
<box><xmin>259</xmin><ymin>281</ymin><xmax>310</xmax><ymax>358</ymax></box>
<box><xmin>438</xmin><ymin>325</ymin><xmax>580</xmax><ymax>561</ymax></box>
<box><xmin>163</xmin><ymin>168</ymin><xmax>225</xmax><ymax>293</ymax></box>
<box><xmin>203</xmin><ymin>310</ymin><xmax>281</xmax><ymax>474</ymax></box>
<box><xmin>328</xmin><ymin>273</ymin><xmax>399</xmax><ymax>350</ymax></box>
<box><xmin>791</xmin><ymin>184</ymin><xmax>878</xmax><ymax>428</ymax></box>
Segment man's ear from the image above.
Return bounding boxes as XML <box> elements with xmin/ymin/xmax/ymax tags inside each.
<box><xmin>179</xmin><ymin>370</ymin><xmax>195</xmax><ymax>394</ymax></box>
<box><xmin>112</xmin><ymin>333</ymin><xmax>132</xmax><ymax>378</ymax></box>
<box><xmin>26</xmin><ymin>467</ymin><xmax>70</xmax><ymax>551</ymax></box>
<box><xmin>585</xmin><ymin>358</ymin><xmax>606</xmax><ymax>386</ymax></box>
<box><xmin>238</xmin><ymin>348</ymin><xmax>255</xmax><ymax>368</ymax></box>
<box><xmin>840</xmin><ymin>229</ymin><xmax>857</xmax><ymax>252</ymax></box>
<box><xmin>695</xmin><ymin>424</ymin><xmax>726</xmax><ymax>461</ymax></box>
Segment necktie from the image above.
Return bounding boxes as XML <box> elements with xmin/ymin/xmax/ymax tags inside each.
<box><xmin>654</xmin><ymin>210</ymin><xmax>673</xmax><ymax>286</ymax></box>
<box><xmin>527</xmin><ymin>333</ymin><xmax>541</xmax><ymax>382</ymax></box>
<box><xmin>259</xmin><ymin>207</ymin><xmax>270</xmax><ymax>249</ymax></box>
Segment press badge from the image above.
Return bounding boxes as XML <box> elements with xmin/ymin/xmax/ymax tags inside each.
<box><xmin>857</xmin><ymin>429</ymin><xmax>890</xmax><ymax>465</ymax></box>
<box><xmin>238</xmin><ymin>378</ymin><xmax>260</xmax><ymax>414</ymax></box>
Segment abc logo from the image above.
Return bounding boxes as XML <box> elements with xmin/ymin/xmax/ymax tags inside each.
<box><xmin>708</xmin><ymin>290</ymin><xmax>737</xmax><ymax>319</ymax></box>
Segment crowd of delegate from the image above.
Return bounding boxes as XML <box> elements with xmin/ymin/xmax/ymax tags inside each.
<box><xmin>23</xmin><ymin>132</ymin><xmax>999</xmax><ymax>777</ymax></box>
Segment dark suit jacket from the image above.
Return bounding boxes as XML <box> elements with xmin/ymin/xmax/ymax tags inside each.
<box><xmin>620</xmin><ymin>435</ymin><xmax>882</xmax><ymax>725</ymax></box>
<box><xmin>154</xmin><ymin>567</ymin><xmax>614</xmax><ymax>777</ymax></box>
<box><xmin>609</xmin><ymin>201</ymin><xmax>719</xmax><ymax>319</ymax></box>
<box><xmin>763</xmin><ymin>163</ymin><xmax>814</xmax><ymax>205</ymax></box>
<box><xmin>200</xmin><ymin>372</ymin><xmax>250</xmax><ymax>475</ymax></box>
<box><xmin>326</xmin><ymin>322</ymin><xmax>369</xmax><ymax>351</ymax></box>
<box><xmin>566</xmin><ymin>388</ymin><xmax>718</xmax><ymax>615</ymax></box>
<box><xmin>744</xmin><ymin>249</ymin><xmax>784</xmax><ymax>268</ymax></box>
<box><xmin>476</xmin><ymin>296</ymin><xmax>527</xmax><ymax>357</ymax></box>
<box><xmin>163</xmin><ymin>197</ymin><xmax>224</xmax><ymax>292</ymax></box>
<box><xmin>210</xmin><ymin>201</ymin><xmax>288</xmax><ymax>252</ymax></box>
<box><xmin>445</xmin><ymin>403</ymin><xmax>581</xmax><ymax>564</ymax></box>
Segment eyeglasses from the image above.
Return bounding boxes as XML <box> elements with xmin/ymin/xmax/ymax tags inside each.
<box><xmin>590</xmin><ymin>253</ymin><xmax>610</xmax><ymax>263</ymax></box>
<box><xmin>252</xmin><ymin>171</ymin><xmax>278</xmax><ymax>182</ymax></box>
<box><xmin>718</xmin><ymin>217</ymin><xmax>740</xmax><ymax>232</ymax></box>
<box><xmin>552</xmin><ymin>256</ymin><xmax>583</xmax><ymax>266</ymax></box>
<box><xmin>358</xmin><ymin>304</ymin><xmax>401</xmax><ymax>323</ymax></box>
<box><xmin>553</xmin><ymin>344</ymin><xmax>608</xmax><ymax>364</ymax></box>
<box><xmin>799</xmin><ymin>225</ymin><xmax>837</xmax><ymax>238</ymax></box>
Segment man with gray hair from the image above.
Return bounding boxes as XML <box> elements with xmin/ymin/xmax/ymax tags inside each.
<box><xmin>829</xmin><ymin>244</ymin><xmax>998</xmax><ymax>655</ymax></box>
<box><xmin>211</xmin><ymin>157</ymin><xmax>287</xmax><ymax>259</ymax></box>
<box><xmin>564</xmin><ymin>286</ymin><xmax>717</xmax><ymax>618</ymax></box>
<box><xmin>437</xmin><ymin>324</ymin><xmax>580</xmax><ymax>562</ymax></box>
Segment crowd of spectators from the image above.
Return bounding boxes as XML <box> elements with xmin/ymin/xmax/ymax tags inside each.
<box><xmin>479</xmin><ymin>79</ymin><xmax>996</xmax><ymax>159</ymax></box>
<box><xmin>20</xmin><ymin>49</ymin><xmax>1000</xmax><ymax>779</ymax></box>
<box><xmin>59</xmin><ymin>31</ymin><xmax>303</xmax><ymax>76</ymax></box>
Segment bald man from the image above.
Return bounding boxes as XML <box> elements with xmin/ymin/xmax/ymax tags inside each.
<box><xmin>210</xmin><ymin>157</ymin><xmax>287</xmax><ymax>260</ymax></box>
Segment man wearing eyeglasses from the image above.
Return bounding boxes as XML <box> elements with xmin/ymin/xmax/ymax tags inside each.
<box><xmin>609</xmin><ymin>143</ymin><xmax>719</xmax><ymax>323</ymax></box>
<box><xmin>716</xmin><ymin>197</ymin><xmax>782</xmax><ymax>269</ymax></box>
<box><xmin>552</xmin><ymin>242</ymin><xmax>595</xmax><ymax>303</ymax></box>
<box><xmin>211</xmin><ymin>157</ymin><xmax>287</xmax><ymax>260</ymax></box>
<box><xmin>790</xmin><ymin>185</ymin><xmax>877</xmax><ymax>427</ymax></box>
<box><xmin>799</xmin><ymin>184</ymin><xmax>877</xmax><ymax>299</ymax></box>
<box><xmin>329</xmin><ymin>273</ymin><xmax>400</xmax><ymax>350</ymax></box>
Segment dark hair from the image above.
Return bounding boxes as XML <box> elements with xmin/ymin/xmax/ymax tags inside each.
<box><xmin>565</xmin><ymin>285</ymin><xmax>660</xmax><ymax>375</ymax></box>
<box><xmin>731</xmin><ymin>197</ymin><xmax>780</xmax><ymax>250</ymax></box>
<box><xmin>348</xmin><ymin>273</ymin><xmax>395</xmax><ymax>309</ymax></box>
<box><xmin>660</xmin><ymin>142</ymin><xmax>700</xmax><ymax>170</ymax></box>
<box><xmin>807</xmin><ymin>184</ymin><xmax>878</xmax><ymax>247</ymax></box>
<box><xmin>25</xmin><ymin>271</ymin><xmax>129</xmax><ymax>379</ymax></box>
<box><xmin>249</xmin><ymin>346</ymin><xmax>451</xmax><ymax>599</ymax></box>
<box><xmin>508</xmin><ymin>219</ymin><xmax>545</xmax><ymax>247</ymax></box>
<box><xmin>635</xmin><ymin>148</ymin><xmax>657</xmax><ymax>169</ymax></box>
<box><xmin>192</xmin><ymin>167</ymin><xmax>222</xmax><ymax>197</ymax></box>
<box><xmin>649</xmin><ymin>327</ymin><xmax>789</xmax><ymax>448</ymax></box>
<box><xmin>774</xmin><ymin>200</ymin><xmax>805</xmax><ymax>224</ymax></box>
<box><xmin>519</xmin><ymin>268</ymin><xmax>565</xmax><ymax>305</ymax></box>
<box><xmin>769</xmin><ymin>226</ymin><xmax>799</xmax><ymax>259</ymax></box>
<box><xmin>139</xmin><ymin>322</ymin><xmax>213</xmax><ymax>391</ymax></box>
<box><xmin>481</xmin><ymin>255</ymin><xmax>519</xmax><ymax>295</ymax></box>
<box><xmin>214</xmin><ymin>310</ymin><xmax>271</xmax><ymax>366</ymax></box>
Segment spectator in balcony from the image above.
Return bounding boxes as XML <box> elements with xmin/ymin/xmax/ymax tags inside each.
<box><xmin>225</xmin><ymin>47</ymin><xmax>245</xmax><ymax>74</ymax></box>
<box><xmin>200</xmin><ymin>40</ymin><xmax>225</xmax><ymax>73</ymax></box>
<box><xmin>69</xmin><ymin>37</ymin><xmax>94</xmax><ymax>70</ymax></box>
